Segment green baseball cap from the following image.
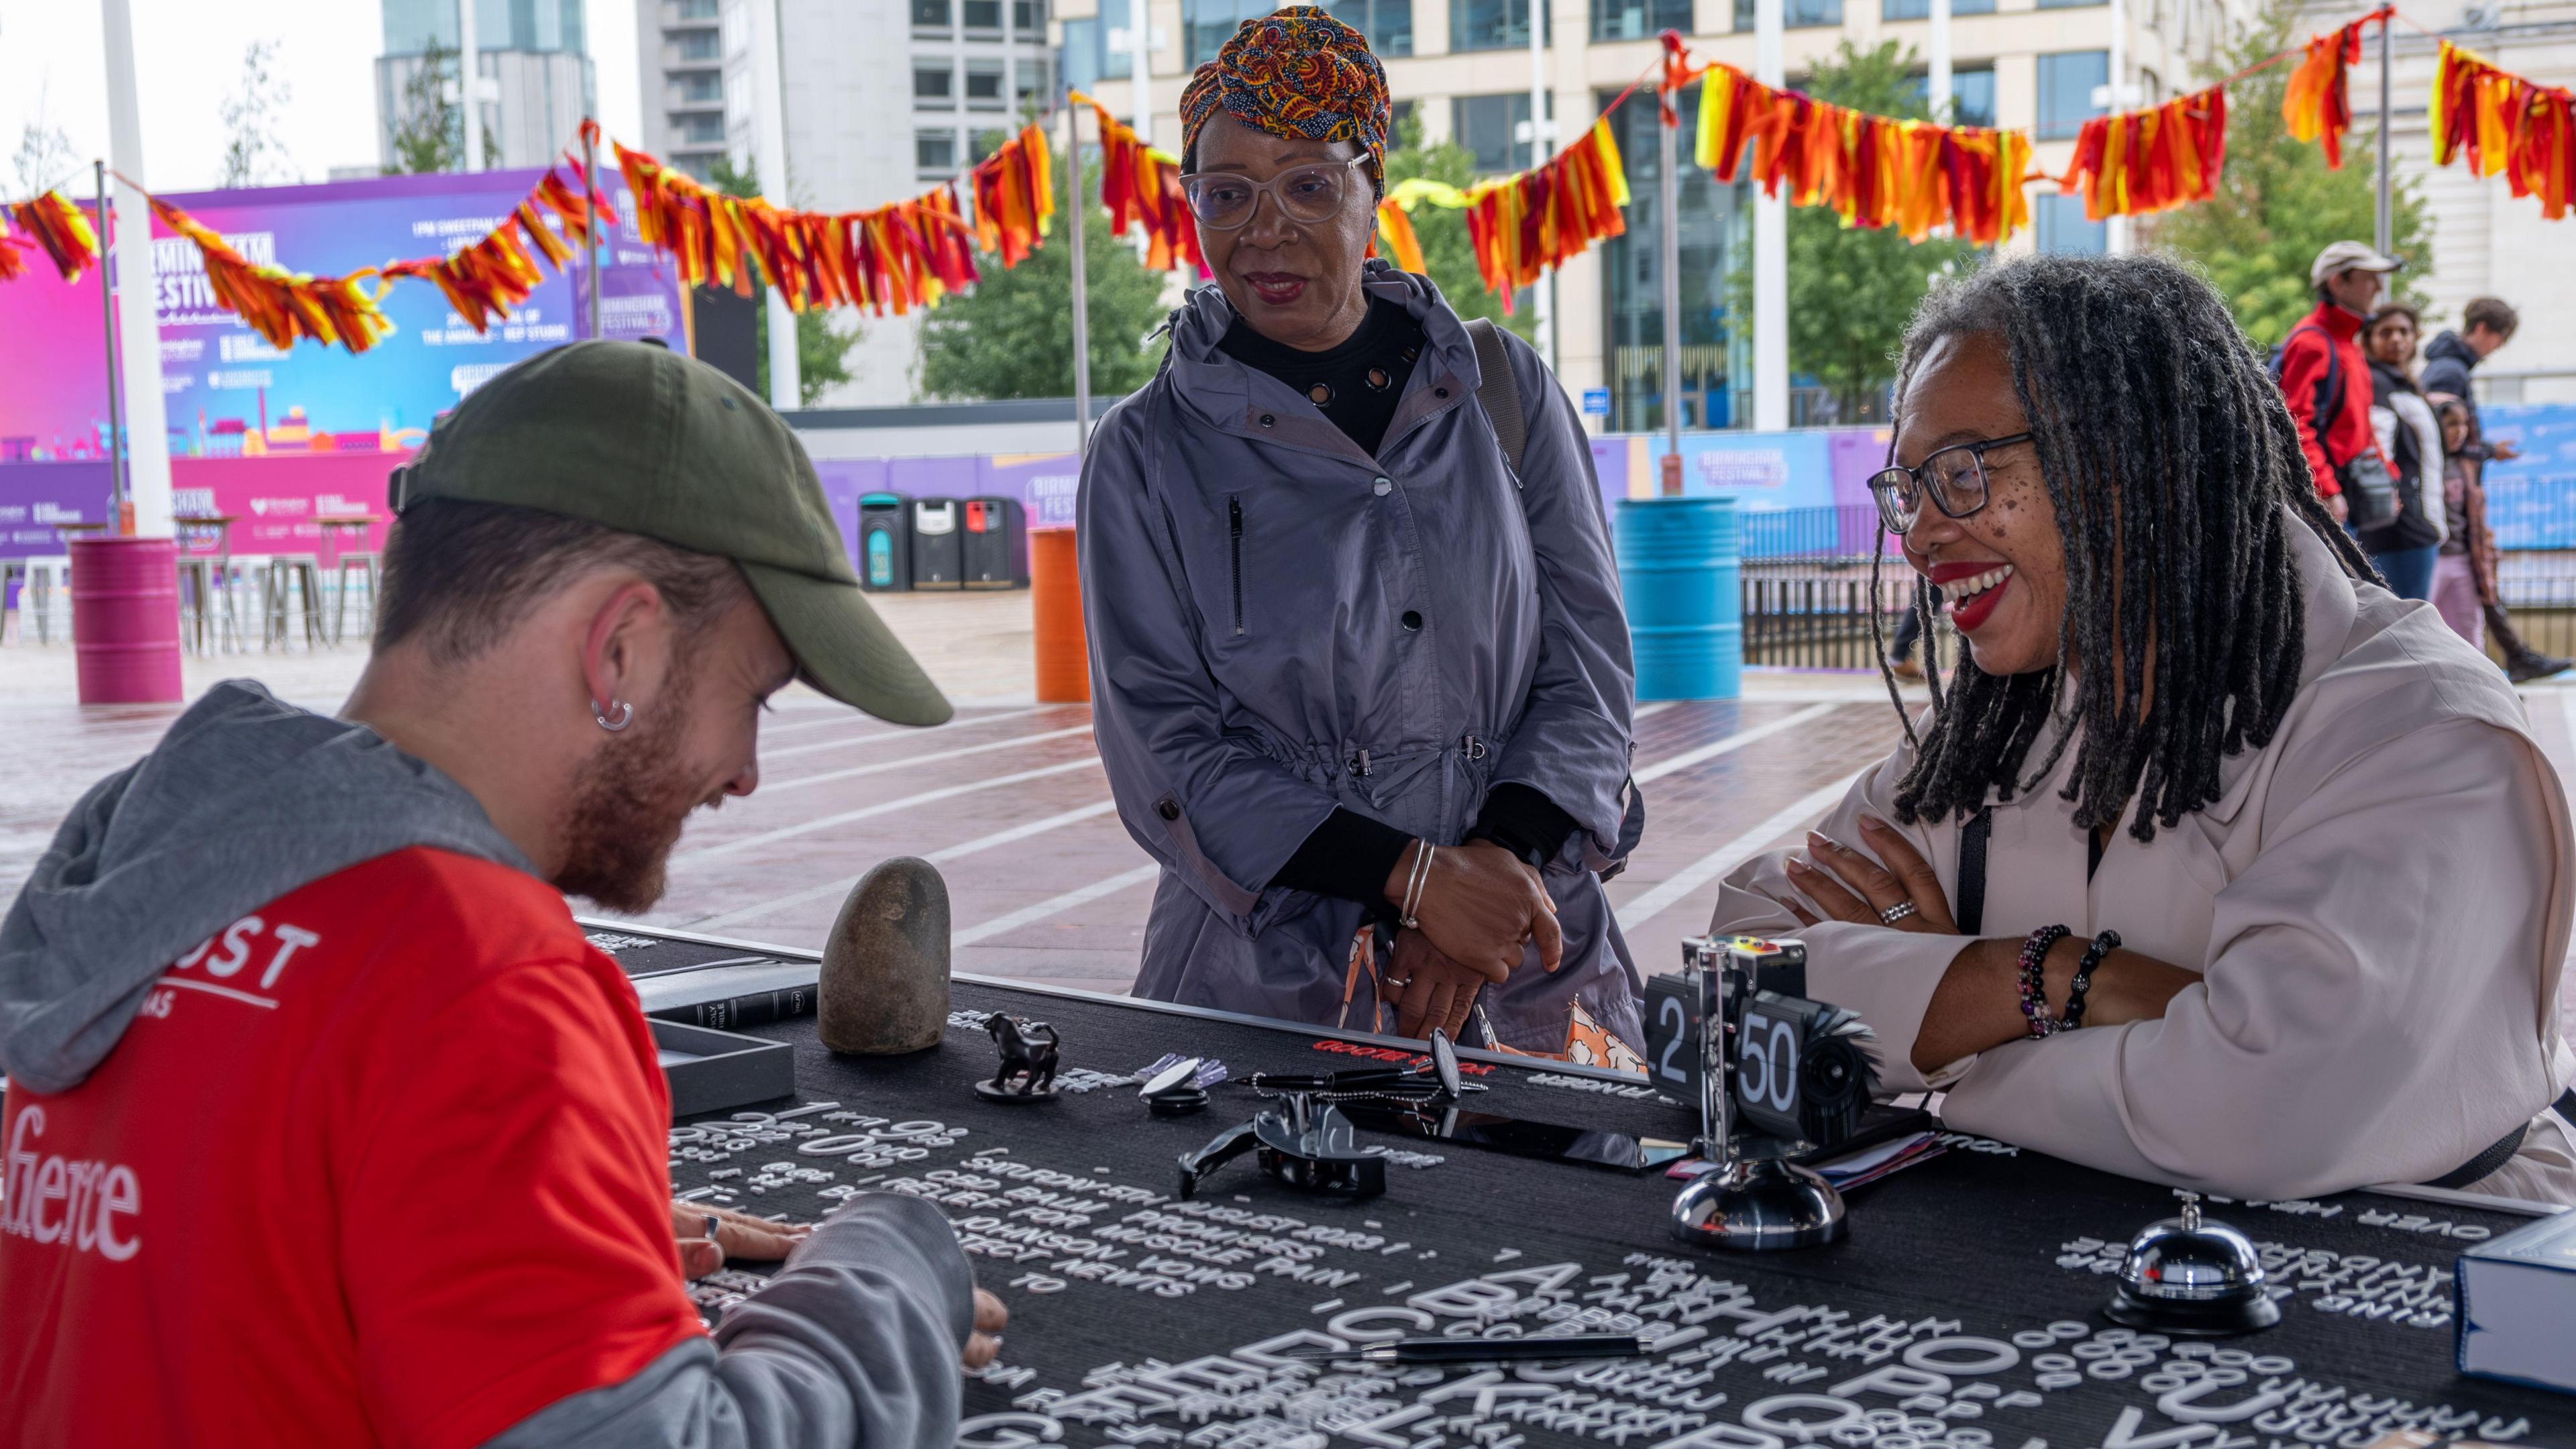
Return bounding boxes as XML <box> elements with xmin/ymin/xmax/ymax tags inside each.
<box><xmin>389</xmin><ymin>339</ymin><xmax>951</xmax><ymax>726</ymax></box>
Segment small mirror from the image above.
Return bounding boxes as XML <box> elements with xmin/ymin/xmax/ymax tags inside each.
<box><xmin>1430</xmin><ymin>1028</ymin><xmax>1462</xmax><ymax>1101</ymax></box>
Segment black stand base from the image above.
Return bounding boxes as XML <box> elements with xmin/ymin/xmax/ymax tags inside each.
<box><xmin>975</xmin><ymin>1081</ymin><xmax>1058</xmax><ymax>1104</ymax></box>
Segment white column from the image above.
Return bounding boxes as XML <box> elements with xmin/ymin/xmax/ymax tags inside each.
<box><xmin>2104</xmin><ymin>0</ymin><xmax>2129</xmax><ymax>254</ymax></box>
<box><xmin>749</xmin><ymin>0</ymin><xmax>801</xmax><ymax>410</ymax></box>
<box><xmin>1130</xmin><ymin>0</ymin><xmax>1152</xmax><ymax>131</ymax></box>
<box><xmin>459</xmin><ymin>0</ymin><xmax>483</xmax><ymax>171</ymax></box>
<box><xmin>1753</xmin><ymin>0</ymin><xmax>1787</xmax><ymax>432</ymax></box>
<box><xmin>101</xmin><ymin>0</ymin><xmax>171</xmax><ymax>538</ymax></box>
<box><xmin>1928</xmin><ymin>0</ymin><xmax>1952</xmax><ymax>122</ymax></box>
<box><xmin>1527</xmin><ymin>0</ymin><xmax>1554</xmax><ymax>369</ymax></box>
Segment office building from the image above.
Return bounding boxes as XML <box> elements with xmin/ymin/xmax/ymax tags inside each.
<box><xmin>376</xmin><ymin>0</ymin><xmax>596</xmax><ymax>172</ymax></box>
<box><xmin>1051</xmin><ymin>0</ymin><xmax>2253</xmax><ymax>426</ymax></box>
<box><xmin>637</xmin><ymin>0</ymin><xmax>732</xmax><ymax>181</ymax></box>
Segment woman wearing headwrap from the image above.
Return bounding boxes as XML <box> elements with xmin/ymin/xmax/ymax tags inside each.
<box><xmin>1078</xmin><ymin>6</ymin><xmax>1644</xmax><ymax>1057</ymax></box>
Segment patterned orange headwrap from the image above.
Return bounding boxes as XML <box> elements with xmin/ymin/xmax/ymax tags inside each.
<box><xmin>1179</xmin><ymin>6</ymin><xmax>1391</xmax><ymax>199</ymax></box>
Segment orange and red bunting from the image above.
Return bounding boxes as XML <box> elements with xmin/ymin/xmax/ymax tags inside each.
<box><xmin>382</xmin><ymin>122</ymin><xmax>621</xmax><ymax>333</ymax></box>
<box><xmin>971</xmin><ymin>123</ymin><xmax>1055</xmax><ymax>267</ymax></box>
<box><xmin>1695</xmin><ymin>60</ymin><xmax>2032</xmax><ymax>244</ymax></box>
<box><xmin>1373</xmin><ymin>199</ymin><xmax>1427</xmax><ymax>274</ymax></box>
<box><xmin>1464</xmin><ymin>118</ymin><xmax>1631</xmax><ymax>312</ymax></box>
<box><xmin>2058</xmin><ymin>84</ymin><xmax>2228</xmax><ymax>221</ymax></box>
<box><xmin>3</xmin><ymin>192</ymin><xmax>100</xmax><ymax>282</ymax></box>
<box><xmin>1075</xmin><ymin>93</ymin><xmax>1207</xmax><ymax>276</ymax></box>
<box><xmin>149</xmin><ymin>197</ymin><xmax>395</xmax><ymax>355</ymax></box>
<box><xmin>616</xmin><ymin>138</ymin><xmax>980</xmax><ymax>317</ymax></box>
<box><xmin>2284</xmin><ymin>9</ymin><xmax>2386</xmax><ymax>170</ymax></box>
<box><xmin>2431</xmin><ymin>40</ymin><xmax>2575</xmax><ymax>220</ymax></box>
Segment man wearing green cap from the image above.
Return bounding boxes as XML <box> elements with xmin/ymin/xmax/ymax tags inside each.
<box><xmin>0</xmin><ymin>341</ymin><xmax>1001</xmax><ymax>1447</ymax></box>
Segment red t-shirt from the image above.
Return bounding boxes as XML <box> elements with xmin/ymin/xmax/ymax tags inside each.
<box><xmin>0</xmin><ymin>848</ymin><xmax>703</xmax><ymax>1449</ymax></box>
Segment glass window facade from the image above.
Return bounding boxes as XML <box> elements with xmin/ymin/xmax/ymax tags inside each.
<box><xmin>671</xmin><ymin>111</ymin><xmax>724</xmax><ymax>144</ymax></box>
<box><xmin>963</xmin><ymin>0</ymin><xmax>1004</xmax><ymax>29</ymax></box>
<box><xmin>2034</xmin><ymin>193</ymin><xmax>2106</xmax><ymax>254</ymax></box>
<box><xmin>2037</xmin><ymin>50</ymin><xmax>2108</xmax><ymax>139</ymax></box>
<box><xmin>1909</xmin><ymin>64</ymin><xmax>1995</xmax><ymax>126</ymax></box>
<box><xmin>1598</xmin><ymin>85</ymin><xmax>1746</xmax><ymax>433</ymax></box>
<box><xmin>1186</xmin><ymin>0</ymin><xmax>1409</xmax><ymax>64</ymax></box>
<box><xmin>1882</xmin><ymin>0</ymin><xmax>1992</xmax><ymax>17</ymax></box>
<box><xmin>1061</xmin><ymin>8</ymin><xmax>1130</xmax><ymax>91</ymax></box>
<box><xmin>966</xmin><ymin>60</ymin><xmax>1007</xmax><ymax>107</ymax></box>
<box><xmin>917</xmin><ymin>130</ymin><xmax>959</xmax><ymax>176</ymax></box>
<box><xmin>1452</xmin><ymin>92</ymin><xmax>1556</xmax><ymax>174</ymax></box>
<box><xmin>915</xmin><ymin>64</ymin><xmax>954</xmax><ymax>104</ymax></box>
<box><xmin>1732</xmin><ymin>0</ymin><xmax>1841</xmax><ymax>29</ymax></box>
<box><xmin>1014</xmin><ymin>0</ymin><xmax>1044</xmax><ymax>31</ymax></box>
<box><xmin>1591</xmin><ymin>0</ymin><xmax>1693</xmax><ymax>41</ymax></box>
<box><xmin>675</xmin><ymin>0</ymin><xmax>718</xmax><ymax>18</ymax></box>
<box><xmin>913</xmin><ymin>0</ymin><xmax>952</xmax><ymax>28</ymax></box>
<box><xmin>1452</xmin><ymin>0</ymin><xmax>1549</xmax><ymax>53</ymax></box>
<box><xmin>386</xmin><ymin>0</ymin><xmax>583</xmax><ymax>54</ymax></box>
<box><xmin>672</xmin><ymin>28</ymin><xmax>719</xmax><ymax>60</ymax></box>
<box><xmin>672</xmin><ymin>71</ymin><xmax>722</xmax><ymax>103</ymax></box>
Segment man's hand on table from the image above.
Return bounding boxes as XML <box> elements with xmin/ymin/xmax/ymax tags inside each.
<box><xmin>676</xmin><ymin>1201</ymin><xmax>1014</xmax><ymax>1371</ymax></box>
<box><xmin>673</xmin><ymin>1201</ymin><xmax>811</xmax><ymax>1279</ymax></box>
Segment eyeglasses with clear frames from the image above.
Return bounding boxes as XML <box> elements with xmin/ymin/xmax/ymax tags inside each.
<box><xmin>1178</xmin><ymin>158</ymin><xmax>1373</xmax><ymax>231</ymax></box>
<box><xmin>1866</xmin><ymin>433</ymin><xmax>2035</xmax><ymax>534</ymax></box>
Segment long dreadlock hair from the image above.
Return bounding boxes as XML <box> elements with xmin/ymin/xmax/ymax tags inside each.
<box><xmin>1872</xmin><ymin>253</ymin><xmax>2381</xmax><ymax>843</ymax></box>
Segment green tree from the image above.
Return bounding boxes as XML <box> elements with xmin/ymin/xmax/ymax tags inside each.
<box><xmin>1729</xmin><ymin>40</ymin><xmax>1980</xmax><ymax>421</ymax></box>
<box><xmin>1378</xmin><ymin>112</ymin><xmax>1536</xmax><ymax>343</ymax></box>
<box><xmin>915</xmin><ymin>144</ymin><xmax>1172</xmax><ymax>400</ymax></box>
<box><xmin>384</xmin><ymin>40</ymin><xmax>498</xmax><ymax>175</ymax></box>
<box><xmin>708</xmin><ymin>156</ymin><xmax>861</xmax><ymax>407</ymax></box>
<box><xmin>219</xmin><ymin>40</ymin><xmax>298</xmax><ymax>188</ymax></box>
<box><xmin>2147</xmin><ymin>0</ymin><xmax>2428</xmax><ymax>346</ymax></box>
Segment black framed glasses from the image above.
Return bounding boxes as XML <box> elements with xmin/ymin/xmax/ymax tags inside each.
<box><xmin>1866</xmin><ymin>433</ymin><xmax>2034</xmax><ymax>533</ymax></box>
<box><xmin>1177</xmin><ymin>158</ymin><xmax>1371</xmax><ymax>230</ymax></box>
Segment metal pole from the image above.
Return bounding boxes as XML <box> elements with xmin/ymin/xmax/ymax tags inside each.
<box><xmin>585</xmin><ymin>120</ymin><xmax>603</xmax><ymax>339</ymax></box>
<box><xmin>95</xmin><ymin>162</ymin><xmax>127</xmax><ymax>527</ymax></box>
<box><xmin>1528</xmin><ymin>0</ymin><xmax>1554</xmax><ymax>370</ymax></box>
<box><xmin>749</xmin><ymin>0</ymin><xmax>801</xmax><ymax>409</ymax></box>
<box><xmin>1752</xmin><ymin>0</ymin><xmax>1786</xmax><ymax>433</ymax></box>
<box><xmin>1928</xmin><ymin>0</ymin><xmax>1952</xmax><ymax>123</ymax></box>
<box><xmin>2375</xmin><ymin>14</ymin><xmax>2393</xmax><ymax>256</ymax></box>
<box><xmin>101</xmin><ymin>0</ymin><xmax>171</xmax><ymax>538</ymax></box>
<box><xmin>1128</xmin><ymin>0</ymin><xmax>1152</xmax><ymax>131</ymax></box>
<box><xmin>459</xmin><ymin>0</ymin><xmax>482</xmax><ymax>171</ymax></box>
<box><xmin>1068</xmin><ymin>101</ymin><xmax>1093</xmax><ymax>458</ymax></box>
<box><xmin>1659</xmin><ymin>99</ymin><xmax>1682</xmax><ymax>494</ymax></box>
<box><xmin>2104</xmin><ymin>0</ymin><xmax>2130</xmax><ymax>254</ymax></box>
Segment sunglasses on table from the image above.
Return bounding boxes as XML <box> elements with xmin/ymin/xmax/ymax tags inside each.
<box><xmin>1178</xmin><ymin>158</ymin><xmax>1371</xmax><ymax>230</ymax></box>
<box><xmin>1866</xmin><ymin>433</ymin><xmax>2035</xmax><ymax>534</ymax></box>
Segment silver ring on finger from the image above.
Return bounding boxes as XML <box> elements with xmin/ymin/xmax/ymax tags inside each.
<box><xmin>704</xmin><ymin>1214</ymin><xmax>724</xmax><ymax>1244</ymax></box>
<box><xmin>1878</xmin><ymin>901</ymin><xmax>1919</xmax><ymax>925</ymax></box>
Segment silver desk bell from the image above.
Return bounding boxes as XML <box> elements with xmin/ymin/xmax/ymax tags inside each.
<box><xmin>2104</xmin><ymin>1192</ymin><xmax>2281</xmax><ymax>1336</ymax></box>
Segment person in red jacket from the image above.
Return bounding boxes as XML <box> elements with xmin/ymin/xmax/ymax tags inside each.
<box><xmin>0</xmin><ymin>342</ymin><xmax>1004</xmax><ymax>1449</ymax></box>
<box><xmin>2275</xmin><ymin>240</ymin><xmax>2402</xmax><ymax>528</ymax></box>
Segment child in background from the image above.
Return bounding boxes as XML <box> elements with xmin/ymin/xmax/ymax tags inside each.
<box><xmin>2430</xmin><ymin>394</ymin><xmax>2485</xmax><ymax>649</ymax></box>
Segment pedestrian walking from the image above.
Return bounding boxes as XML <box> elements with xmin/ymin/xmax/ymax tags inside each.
<box><xmin>2273</xmin><ymin>241</ymin><xmax>2404</xmax><ymax>531</ymax></box>
<box><xmin>2422</xmin><ymin>297</ymin><xmax>2569</xmax><ymax>681</ymax></box>
<box><xmin>2359</xmin><ymin>304</ymin><xmax>2445</xmax><ymax>600</ymax></box>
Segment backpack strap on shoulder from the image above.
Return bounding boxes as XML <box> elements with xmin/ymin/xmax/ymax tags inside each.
<box><xmin>1464</xmin><ymin>317</ymin><xmax>1528</xmax><ymax>476</ymax></box>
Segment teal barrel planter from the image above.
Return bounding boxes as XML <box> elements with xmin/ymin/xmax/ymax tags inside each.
<box><xmin>1615</xmin><ymin>496</ymin><xmax>1741</xmax><ymax>701</ymax></box>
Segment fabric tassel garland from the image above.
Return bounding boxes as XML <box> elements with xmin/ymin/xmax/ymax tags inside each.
<box><xmin>1075</xmin><ymin>93</ymin><xmax>1207</xmax><ymax>276</ymax></box>
<box><xmin>382</xmin><ymin>130</ymin><xmax>621</xmax><ymax>335</ymax></box>
<box><xmin>5</xmin><ymin>192</ymin><xmax>101</xmax><ymax>282</ymax></box>
<box><xmin>2283</xmin><ymin>9</ymin><xmax>2383</xmax><ymax>169</ymax></box>
<box><xmin>1694</xmin><ymin>61</ymin><xmax>2031</xmax><ymax>244</ymax></box>
<box><xmin>2430</xmin><ymin>41</ymin><xmax>2575</xmax><ymax>220</ymax></box>
<box><xmin>971</xmin><ymin>123</ymin><xmax>1055</xmax><ymax>267</ymax></box>
<box><xmin>2057</xmin><ymin>84</ymin><xmax>2228</xmax><ymax>221</ymax></box>
<box><xmin>1372</xmin><ymin>178</ymin><xmax>1466</xmax><ymax>277</ymax></box>
<box><xmin>150</xmin><ymin>197</ymin><xmax>394</xmax><ymax>354</ymax></box>
<box><xmin>1462</xmin><ymin>118</ymin><xmax>1629</xmax><ymax>311</ymax></box>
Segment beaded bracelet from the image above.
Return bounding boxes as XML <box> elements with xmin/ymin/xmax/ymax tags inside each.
<box><xmin>2062</xmin><ymin>930</ymin><xmax>2120</xmax><ymax>1030</ymax></box>
<box><xmin>2017</xmin><ymin>924</ymin><xmax>2072</xmax><ymax>1038</ymax></box>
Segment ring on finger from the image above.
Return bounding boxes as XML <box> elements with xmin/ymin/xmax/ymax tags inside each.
<box><xmin>1878</xmin><ymin>901</ymin><xmax>1918</xmax><ymax>925</ymax></box>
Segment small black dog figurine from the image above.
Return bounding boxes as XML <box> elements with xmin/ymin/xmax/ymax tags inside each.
<box><xmin>977</xmin><ymin>1015</ymin><xmax>1060</xmax><ymax>1102</ymax></box>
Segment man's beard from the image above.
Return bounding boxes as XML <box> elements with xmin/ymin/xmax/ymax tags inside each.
<box><xmin>555</xmin><ymin>688</ymin><xmax>707</xmax><ymax>913</ymax></box>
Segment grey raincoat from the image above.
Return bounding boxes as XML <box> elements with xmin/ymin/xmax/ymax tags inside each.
<box><xmin>1078</xmin><ymin>262</ymin><xmax>1644</xmax><ymax>1053</ymax></box>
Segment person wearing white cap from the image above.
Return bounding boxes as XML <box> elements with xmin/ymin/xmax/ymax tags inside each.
<box><xmin>2271</xmin><ymin>240</ymin><xmax>2404</xmax><ymax>533</ymax></box>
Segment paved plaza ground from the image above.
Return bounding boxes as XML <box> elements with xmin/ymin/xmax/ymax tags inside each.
<box><xmin>8</xmin><ymin>589</ymin><xmax>2575</xmax><ymax>1039</ymax></box>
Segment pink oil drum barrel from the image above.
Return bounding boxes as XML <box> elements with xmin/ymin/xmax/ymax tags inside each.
<box><xmin>69</xmin><ymin>537</ymin><xmax>184</xmax><ymax>704</ymax></box>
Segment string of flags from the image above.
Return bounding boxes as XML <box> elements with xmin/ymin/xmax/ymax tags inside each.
<box><xmin>3</xmin><ymin>6</ymin><xmax>2567</xmax><ymax>353</ymax></box>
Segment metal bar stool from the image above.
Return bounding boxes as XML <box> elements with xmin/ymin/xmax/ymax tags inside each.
<box><xmin>174</xmin><ymin>514</ymin><xmax>239</xmax><ymax>655</ymax></box>
<box><xmin>264</xmin><ymin>555</ymin><xmax>327</xmax><ymax>652</ymax></box>
<box><xmin>0</xmin><ymin>559</ymin><xmax>24</xmax><ymax>645</ymax></box>
<box><xmin>24</xmin><ymin>555</ymin><xmax>72</xmax><ymax>645</ymax></box>
<box><xmin>329</xmin><ymin>551</ymin><xmax>382</xmax><ymax>646</ymax></box>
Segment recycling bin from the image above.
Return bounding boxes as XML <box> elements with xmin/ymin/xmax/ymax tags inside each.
<box><xmin>961</xmin><ymin>497</ymin><xmax>1027</xmax><ymax>590</ymax></box>
<box><xmin>858</xmin><ymin>493</ymin><xmax>911</xmax><ymax>592</ymax></box>
<box><xmin>911</xmin><ymin>498</ymin><xmax>963</xmax><ymax>590</ymax></box>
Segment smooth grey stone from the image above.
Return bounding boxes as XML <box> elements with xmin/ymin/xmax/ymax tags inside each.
<box><xmin>818</xmin><ymin>857</ymin><xmax>950</xmax><ymax>1055</ymax></box>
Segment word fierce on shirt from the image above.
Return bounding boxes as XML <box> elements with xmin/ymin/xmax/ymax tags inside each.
<box><xmin>3</xmin><ymin>1106</ymin><xmax>141</xmax><ymax>1262</ymax></box>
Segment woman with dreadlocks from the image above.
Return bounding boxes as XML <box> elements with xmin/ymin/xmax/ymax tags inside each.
<box><xmin>1711</xmin><ymin>254</ymin><xmax>2575</xmax><ymax>1203</ymax></box>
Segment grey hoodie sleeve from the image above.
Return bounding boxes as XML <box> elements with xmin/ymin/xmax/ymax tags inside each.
<box><xmin>1079</xmin><ymin>398</ymin><xmax>1344</xmax><ymax>934</ymax></box>
<box><xmin>1487</xmin><ymin>332</ymin><xmax>1636</xmax><ymax>858</ymax></box>
<box><xmin>478</xmin><ymin>1193</ymin><xmax>975</xmax><ymax>1449</ymax></box>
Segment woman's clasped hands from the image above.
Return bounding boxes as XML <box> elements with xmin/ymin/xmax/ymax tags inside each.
<box><xmin>1381</xmin><ymin>839</ymin><xmax>1561</xmax><ymax>1038</ymax></box>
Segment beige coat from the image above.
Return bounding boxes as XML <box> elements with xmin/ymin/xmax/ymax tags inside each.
<box><xmin>1712</xmin><ymin>519</ymin><xmax>2576</xmax><ymax>1204</ymax></box>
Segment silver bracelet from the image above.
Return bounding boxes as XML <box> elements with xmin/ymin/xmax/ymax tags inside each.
<box><xmin>1400</xmin><ymin>843</ymin><xmax>1437</xmax><ymax>928</ymax></box>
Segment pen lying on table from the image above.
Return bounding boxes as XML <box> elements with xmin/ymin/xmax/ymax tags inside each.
<box><xmin>1299</xmin><ymin>1333</ymin><xmax>1648</xmax><ymax>1364</ymax></box>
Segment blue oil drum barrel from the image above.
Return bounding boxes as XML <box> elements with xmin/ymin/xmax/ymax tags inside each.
<box><xmin>1615</xmin><ymin>496</ymin><xmax>1741</xmax><ymax>701</ymax></box>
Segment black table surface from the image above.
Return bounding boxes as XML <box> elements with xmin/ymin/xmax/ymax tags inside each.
<box><xmin>641</xmin><ymin>944</ymin><xmax>2575</xmax><ymax>1448</ymax></box>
